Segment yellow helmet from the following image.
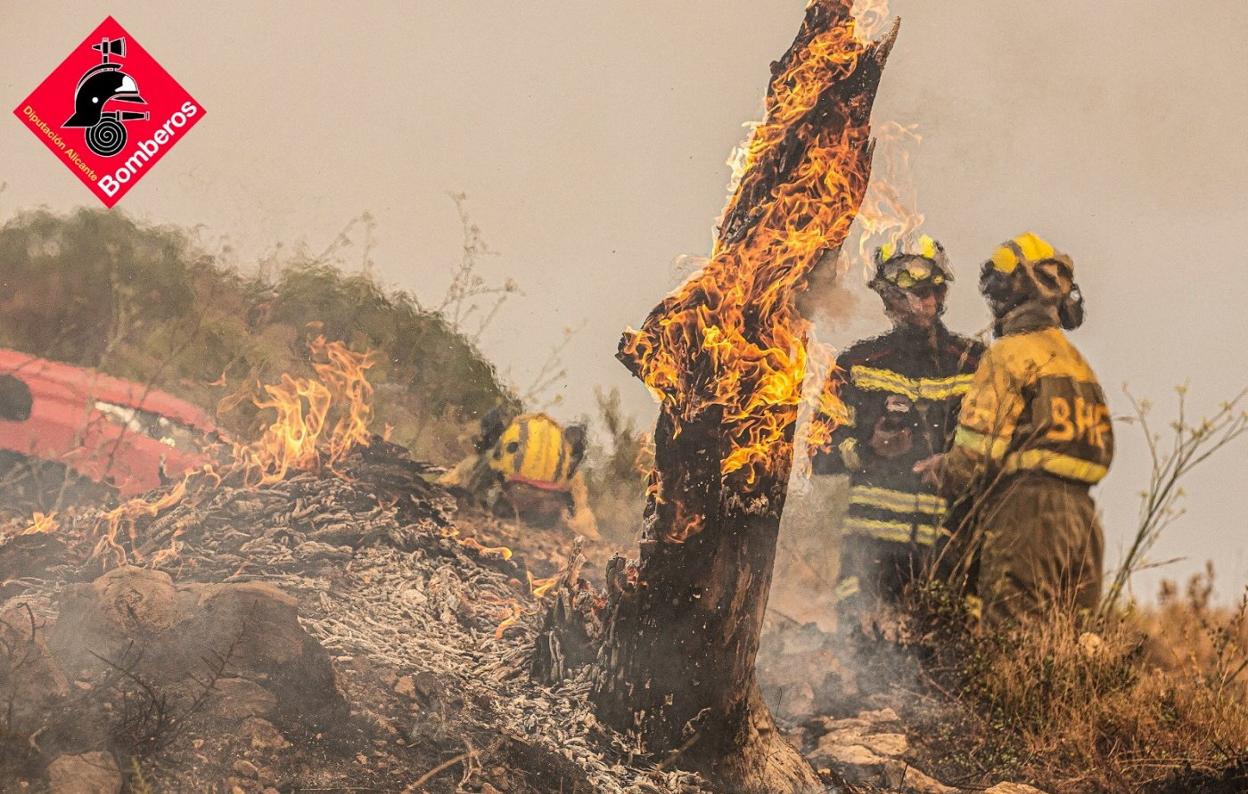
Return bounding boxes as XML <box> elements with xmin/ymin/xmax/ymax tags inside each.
<box><xmin>872</xmin><ymin>234</ymin><xmax>953</xmax><ymax>291</ymax></box>
<box><xmin>982</xmin><ymin>232</ymin><xmax>1083</xmax><ymax>328</ymax></box>
<box><xmin>987</xmin><ymin>232</ymin><xmax>1074</xmax><ymax>277</ymax></box>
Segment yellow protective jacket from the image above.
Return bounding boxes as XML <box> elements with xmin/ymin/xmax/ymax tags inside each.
<box><xmin>943</xmin><ymin>307</ymin><xmax>1113</xmax><ymax>492</ymax></box>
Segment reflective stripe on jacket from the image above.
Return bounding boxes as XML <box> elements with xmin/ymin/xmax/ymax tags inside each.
<box><xmin>812</xmin><ymin>323</ymin><xmax>985</xmax><ymax>546</ymax></box>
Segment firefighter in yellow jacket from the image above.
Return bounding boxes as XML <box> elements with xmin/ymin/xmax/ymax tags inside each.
<box><xmin>916</xmin><ymin>233</ymin><xmax>1113</xmax><ymax>626</ymax></box>
<box><xmin>440</xmin><ymin>409</ymin><xmax>600</xmax><ymax>539</ymax></box>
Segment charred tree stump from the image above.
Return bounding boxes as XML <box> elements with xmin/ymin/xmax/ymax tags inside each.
<box><xmin>582</xmin><ymin>3</ymin><xmax>898</xmax><ymax>792</ymax></box>
<box><xmin>592</xmin><ymin>407</ymin><xmax>815</xmax><ymax>790</ymax></box>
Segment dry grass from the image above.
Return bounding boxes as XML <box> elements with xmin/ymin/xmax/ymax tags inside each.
<box><xmin>883</xmin><ymin>571</ymin><xmax>1248</xmax><ymax>793</ymax></box>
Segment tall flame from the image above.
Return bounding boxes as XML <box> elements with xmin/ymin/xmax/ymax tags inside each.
<box><xmin>619</xmin><ymin>1</ymin><xmax>894</xmax><ymax>531</ymax></box>
<box><xmin>235</xmin><ymin>336</ymin><xmax>376</xmax><ymax>485</ymax></box>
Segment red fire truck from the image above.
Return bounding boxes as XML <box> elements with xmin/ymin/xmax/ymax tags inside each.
<box><xmin>0</xmin><ymin>349</ymin><xmax>223</xmax><ymax>498</ymax></box>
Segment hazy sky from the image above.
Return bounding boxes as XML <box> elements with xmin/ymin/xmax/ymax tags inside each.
<box><xmin>4</xmin><ymin>1</ymin><xmax>1247</xmax><ymax>598</ymax></box>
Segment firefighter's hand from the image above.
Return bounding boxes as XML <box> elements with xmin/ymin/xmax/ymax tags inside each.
<box><xmin>869</xmin><ymin>415</ymin><xmax>913</xmax><ymax>459</ymax></box>
<box><xmin>913</xmin><ymin>454</ymin><xmax>943</xmax><ymax>486</ymax></box>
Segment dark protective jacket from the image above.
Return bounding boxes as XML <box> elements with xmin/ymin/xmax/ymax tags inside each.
<box><xmin>813</xmin><ymin>322</ymin><xmax>985</xmax><ymax>550</ymax></box>
<box><xmin>941</xmin><ymin>302</ymin><xmax>1114</xmax><ymax>625</ymax></box>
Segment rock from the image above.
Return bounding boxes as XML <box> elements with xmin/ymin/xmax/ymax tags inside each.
<box><xmin>210</xmin><ymin>677</ymin><xmax>277</xmax><ymax>721</ymax></box>
<box><xmin>859</xmin><ymin>707</ymin><xmax>900</xmax><ymax>724</ymax></box>
<box><xmin>46</xmin><ymin>751</ymin><xmax>121</xmax><ymax>794</ymax></box>
<box><xmin>394</xmin><ymin>675</ymin><xmax>416</xmax><ymax>697</ymax></box>
<box><xmin>816</xmin><ymin>707</ymin><xmax>901</xmax><ymax>738</ymax></box>
<box><xmin>899</xmin><ymin>766</ymin><xmax>958</xmax><ymax>794</ymax></box>
<box><xmin>244</xmin><ymin>717</ymin><xmax>291</xmax><ymax>751</ymax></box>
<box><xmin>0</xmin><ymin>606</ymin><xmax>69</xmax><ymax>734</ymax></box>
<box><xmin>824</xmin><ymin>743</ymin><xmax>887</xmax><ymax>767</ymax></box>
<box><xmin>986</xmin><ymin>785</ymin><xmax>1049</xmax><ymax>794</ymax></box>
<box><xmin>58</xmin><ymin>565</ymin><xmax>180</xmax><ymax>639</ymax></box>
<box><xmin>860</xmin><ymin>732</ymin><xmax>908</xmax><ymax>757</ymax></box>
<box><xmin>410</xmin><ymin>670</ymin><xmax>445</xmax><ymax>708</ymax></box>
<box><xmin>49</xmin><ymin>567</ymin><xmax>346</xmax><ymax>728</ymax></box>
<box><xmin>232</xmin><ymin>759</ymin><xmax>260</xmax><ymax>778</ymax></box>
<box><xmin>809</xmin><ymin>712</ymin><xmax>951</xmax><ymax>794</ymax></box>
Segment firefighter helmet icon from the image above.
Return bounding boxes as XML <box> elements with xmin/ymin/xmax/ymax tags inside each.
<box><xmin>62</xmin><ymin>36</ymin><xmax>149</xmax><ymax>157</ymax></box>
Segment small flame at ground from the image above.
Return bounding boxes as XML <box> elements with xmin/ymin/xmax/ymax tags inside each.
<box><xmin>18</xmin><ymin>511</ymin><xmax>59</xmax><ymax>536</ymax></box>
<box><xmin>81</xmin><ymin>336</ymin><xmax>379</xmax><ymax>569</ymax></box>
<box><xmin>528</xmin><ymin>571</ymin><xmax>561</xmax><ymax>600</ymax></box>
<box><xmin>441</xmin><ymin>525</ymin><xmax>513</xmax><ymax>561</ymax></box>
<box><xmin>93</xmin><ymin>476</ymin><xmax>190</xmax><ymax>566</ymax></box>
<box><xmin>494</xmin><ymin>600</ymin><xmax>523</xmax><ymax>640</ymax></box>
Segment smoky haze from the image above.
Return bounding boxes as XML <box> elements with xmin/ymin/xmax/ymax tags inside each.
<box><xmin>3</xmin><ymin>1</ymin><xmax>1246</xmax><ymax>598</ymax></box>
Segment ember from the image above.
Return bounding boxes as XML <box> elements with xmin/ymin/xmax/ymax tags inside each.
<box><xmin>17</xmin><ymin>511</ymin><xmax>58</xmax><ymax>536</ymax></box>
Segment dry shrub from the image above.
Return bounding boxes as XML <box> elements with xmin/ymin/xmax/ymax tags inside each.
<box><xmin>0</xmin><ymin>207</ymin><xmax>519</xmax><ymax>516</ymax></box>
<box><xmin>892</xmin><ymin>577</ymin><xmax>1248</xmax><ymax>793</ymax></box>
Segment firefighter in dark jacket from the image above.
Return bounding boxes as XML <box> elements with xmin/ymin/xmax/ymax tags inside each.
<box><xmin>814</xmin><ymin>235</ymin><xmax>985</xmax><ymax>619</ymax></box>
<box><xmin>916</xmin><ymin>233</ymin><xmax>1113</xmax><ymax>626</ymax></box>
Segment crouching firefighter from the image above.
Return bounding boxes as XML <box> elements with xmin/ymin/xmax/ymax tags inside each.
<box><xmin>440</xmin><ymin>409</ymin><xmax>601</xmax><ymax>539</ymax></box>
<box><xmin>917</xmin><ymin>233</ymin><xmax>1113</xmax><ymax>627</ymax></box>
<box><xmin>813</xmin><ymin>236</ymin><xmax>985</xmax><ymax>621</ymax></box>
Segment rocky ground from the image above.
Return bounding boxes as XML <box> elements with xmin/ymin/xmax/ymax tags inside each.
<box><xmin>0</xmin><ymin>439</ymin><xmax>1049</xmax><ymax>793</ymax></box>
<box><xmin>0</xmin><ymin>443</ymin><xmax>705</xmax><ymax>793</ymax></box>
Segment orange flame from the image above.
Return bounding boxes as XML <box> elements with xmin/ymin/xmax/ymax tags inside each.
<box><xmin>440</xmin><ymin>525</ymin><xmax>513</xmax><ymax>561</ymax></box>
<box><xmin>234</xmin><ymin>336</ymin><xmax>376</xmax><ymax>485</ymax></box>
<box><xmin>494</xmin><ymin>600</ymin><xmax>523</xmax><ymax>640</ymax></box>
<box><xmin>619</xmin><ymin>1</ymin><xmax>888</xmax><ymax>525</ymax></box>
<box><xmin>83</xmin><ymin>334</ymin><xmax>377</xmax><ymax>569</ymax></box>
<box><xmin>18</xmin><ymin>511</ymin><xmax>59</xmax><ymax>536</ymax></box>
<box><xmin>92</xmin><ymin>476</ymin><xmax>190</xmax><ymax>566</ymax></box>
<box><xmin>527</xmin><ymin>571</ymin><xmax>560</xmax><ymax>600</ymax></box>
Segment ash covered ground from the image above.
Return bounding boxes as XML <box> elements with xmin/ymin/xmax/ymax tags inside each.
<box><xmin>0</xmin><ymin>440</ymin><xmax>712</xmax><ymax>793</ymax></box>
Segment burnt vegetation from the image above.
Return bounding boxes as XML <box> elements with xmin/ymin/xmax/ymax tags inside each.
<box><xmin>3</xmin><ymin>8</ymin><xmax>1248</xmax><ymax>793</ymax></box>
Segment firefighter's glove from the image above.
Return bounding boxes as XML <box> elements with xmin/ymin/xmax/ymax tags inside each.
<box><xmin>913</xmin><ymin>453</ymin><xmax>943</xmax><ymax>487</ymax></box>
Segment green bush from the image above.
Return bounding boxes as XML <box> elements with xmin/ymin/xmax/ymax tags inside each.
<box><xmin>0</xmin><ymin>208</ymin><xmax>517</xmax><ymax>464</ymax></box>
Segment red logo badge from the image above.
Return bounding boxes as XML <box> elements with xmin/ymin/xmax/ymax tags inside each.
<box><xmin>12</xmin><ymin>17</ymin><xmax>205</xmax><ymax>208</ymax></box>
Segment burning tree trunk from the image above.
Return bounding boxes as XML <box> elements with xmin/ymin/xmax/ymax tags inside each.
<box><xmin>589</xmin><ymin>3</ymin><xmax>896</xmax><ymax>791</ymax></box>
